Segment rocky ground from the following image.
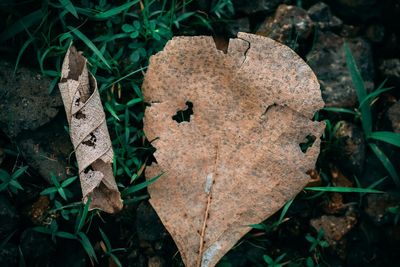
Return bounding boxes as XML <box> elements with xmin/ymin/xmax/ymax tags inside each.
<box><xmin>0</xmin><ymin>0</ymin><xmax>400</xmax><ymax>266</ymax></box>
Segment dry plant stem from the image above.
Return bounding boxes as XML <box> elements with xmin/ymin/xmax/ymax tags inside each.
<box><xmin>59</xmin><ymin>46</ymin><xmax>123</xmax><ymax>213</ymax></box>
<box><xmin>143</xmin><ymin>32</ymin><xmax>325</xmax><ymax>267</ymax></box>
<box><xmin>197</xmin><ymin>143</ymin><xmax>219</xmax><ymax>267</ymax></box>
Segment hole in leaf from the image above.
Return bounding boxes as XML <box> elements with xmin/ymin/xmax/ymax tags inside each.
<box><xmin>172</xmin><ymin>101</ymin><xmax>194</xmax><ymax>123</ymax></box>
<box><xmin>75</xmin><ymin>98</ymin><xmax>81</xmax><ymax>106</ymax></box>
<box><xmin>74</xmin><ymin>111</ymin><xmax>86</xmax><ymax>119</ymax></box>
<box><xmin>83</xmin><ymin>166</ymin><xmax>93</xmax><ymax>174</ymax></box>
<box><xmin>299</xmin><ymin>135</ymin><xmax>316</xmax><ymax>153</ymax></box>
<box><xmin>82</xmin><ymin>133</ymin><xmax>97</xmax><ymax>147</ymax></box>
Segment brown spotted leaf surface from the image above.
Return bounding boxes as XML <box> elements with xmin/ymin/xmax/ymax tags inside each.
<box><xmin>143</xmin><ymin>32</ymin><xmax>325</xmax><ymax>267</ymax></box>
<box><xmin>59</xmin><ymin>46</ymin><xmax>123</xmax><ymax>213</ymax></box>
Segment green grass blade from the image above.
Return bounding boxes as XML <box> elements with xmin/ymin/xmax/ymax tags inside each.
<box><xmin>322</xmin><ymin>107</ymin><xmax>357</xmax><ymax>115</ymax></box>
<box><xmin>105</xmin><ymin>102</ymin><xmax>121</xmax><ymax>121</ymax></box>
<box><xmin>58</xmin><ymin>187</ymin><xmax>68</xmax><ymax>201</ymax></box>
<box><xmin>93</xmin><ymin>0</ymin><xmax>139</xmax><ymax>19</ymax></box>
<box><xmin>75</xmin><ymin>196</ymin><xmax>91</xmax><ymax>233</ymax></box>
<box><xmin>40</xmin><ymin>187</ymin><xmax>58</xmax><ymax>195</ymax></box>
<box><xmin>359</xmin><ymin>87</ymin><xmax>393</xmax><ymax>108</ymax></box>
<box><xmin>126</xmin><ymin>98</ymin><xmax>142</xmax><ymax>107</ymax></box>
<box><xmin>277</xmin><ymin>199</ymin><xmax>294</xmax><ymax>225</ymax></box>
<box><xmin>61</xmin><ymin>176</ymin><xmax>78</xmax><ymax>187</ymax></box>
<box><xmin>369</xmin><ymin>131</ymin><xmax>400</xmax><ymax>148</ymax></box>
<box><xmin>59</xmin><ymin>0</ymin><xmax>79</xmax><ymax>18</ymax></box>
<box><xmin>110</xmin><ymin>254</ymin><xmax>123</xmax><ymax>267</ymax></box>
<box><xmin>14</xmin><ymin>37</ymin><xmax>35</xmax><ymax>75</ymax></box>
<box><xmin>9</xmin><ymin>180</ymin><xmax>23</xmax><ymax>190</ymax></box>
<box><xmin>304</xmin><ymin>186</ymin><xmax>382</xmax><ymax>193</ymax></box>
<box><xmin>77</xmin><ymin>232</ymin><xmax>98</xmax><ymax>263</ymax></box>
<box><xmin>122</xmin><ymin>173</ymin><xmax>163</xmax><ymax>196</ymax></box>
<box><xmin>107</xmin><ymin>66</ymin><xmax>147</xmax><ymax>88</ymax></box>
<box><xmin>369</xmin><ymin>143</ymin><xmax>400</xmax><ymax>187</ymax></box>
<box><xmin>55</xmin><ymin>231</ymin><xmax>77</xmax><ymax>240</ymax></box>
<box><xmin>11</xmin><ymin>166</ymin><xmax>28</xmax><ymax>179</ymax></box>
<box><xmin>32</xmin><ymin>226</ymin><xmax>53</xmax><ymax>235</ymax></box>
<box><xmin>359</xmin><ymin>79</ymin><xmax>393</xmax><ymax>109</ymax></box>
<box><xmin>0</xmin><ymin>9</ymin><xmax>43</xmax><ymax>42</ymax></box>
<box><xmin>67</xmin><ymin>26</ymin><xmax>111</xmax><ymax>69</ymax></box>
<box><xmin>344</xmin><ymin>42</ymin><xmax>372</xmax><ymax>136</ymax></box>
<box><xmin>99</xmin><ymin>228</ymin><xmax>112</xmax><ymax>251</ymax></box>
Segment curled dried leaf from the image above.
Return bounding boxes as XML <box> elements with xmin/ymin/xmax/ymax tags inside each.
<box><xmin>59</xmin><ymin>46</ymin><xmax>122</xmax><ymax>213</ymax></box>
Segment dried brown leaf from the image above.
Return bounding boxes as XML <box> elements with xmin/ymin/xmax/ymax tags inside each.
<box><xmin>59</xmin><ymin>46</ymin><xmax>122</xmax><ymax>213</ymax></box>
<box><xmin>143</xmin><ymin>32</ymin><xmax>325</xmax><ymax>266</ymax></box>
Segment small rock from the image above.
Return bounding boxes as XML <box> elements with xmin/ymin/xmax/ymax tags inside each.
<box><xmin>333</xmin><ymin>121</ymin><xmax>366</xmax><ymax>176</ymax></box>
<box><xmin>28</xmin><ymin>196</ymin><xmax>50</xmax><ymax>225</ymax></box>
<box><xmin>0</xmin><ymin>60</ymin><xmax>62</xmax><ymax>138</ymax></box>
<box><xmin>322</xmin><ymin>193</ymin><xmax>346</xmax><ymax>215</ymax></box>
<box><xmin>20</xmin><ymin>228</ymin><xmax>53</xmax><ymax>260</ymax></box>
<box><xmin>257</xmin><ymin>4</ymin><xmax>314</xmax><ymax>48</ymax></box>
<box><xmin>331</xmin><ymin>167</ymin><xmax>354</xmax><ymax>187</ymax></box>
<box><xmin>310</xmin><ymin>214</ymin><xmax>357</xmax><ymax>245</ymax></box>
<box><xmin>148</xmin><ymin>256</ymin><xmax>165</xmax><ymax>267</ymax></box>
<box><xmin>307</xmin><ymin>32</ymin><xmax>375</xmax><ymax>107</ymax></box>
<box><xmin>136</xmin><ymin>202</ymin><xmax>167</xmax><ymax>242</ymax></box>
<box><xmin>0</xmin><ymin>194</ymin><xmax>19</xmax><ymax>239</ymax></box>
<box><xmin>364</xmin><ymin>193</ymin><xmax>398</xmax><ymax>225</ymax></box>
<box><xmin>232</xmin><ymin>0</ymin><xmax>284</xmax><ymax>15</ymax></box>
<box><xmin>307</xmin><ymin>2</ymin><xmax>343</xmax><ymax>31</ymax></box>
<box><xmin>379</xmin><ymin>58</ymin><xmax>400</xmax><ymax>89</ymax></box>
<box><xmin>387</xmin><ymin>101</ymin><xmax>400</xmax><ymax>133</ymax></box>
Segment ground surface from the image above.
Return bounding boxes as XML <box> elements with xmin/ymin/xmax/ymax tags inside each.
<box><xmin>0</xmin><ymin>0</ymin><xmax>399</xmax><ymax>266</ymax></box>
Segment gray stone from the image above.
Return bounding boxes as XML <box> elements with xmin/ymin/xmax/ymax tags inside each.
<box><xmin>387</xmin><ymin>101</ymin><xmax>400</xmax><ymax>133</ymax></box>
<box><xmin>307</xmin><ymin>2</ymin><xmax>343</xmax><ymax>31</ymax></box>
<box><xmin>0</xmin><ymin>60</ymin><xmax>62</xmax><ymax>138</ymax></box>
<box><xmin>0</xmin><ymin>61</ymin><xmax>73</xmax><ymax>182</ymax></box>
<box><xmin>256</xmin><ymin>4</ymin><xmax>314</xmax><ymax>49</ymax></box>
<box><xmin>380</xmin><ymin>58</ymin><xmax>400</xmax><ymax>89</ymax></box>
<box><xmin>307</xmin><ymin>32</ymin><xmax>375</xmax><ymax>107</ymax></box>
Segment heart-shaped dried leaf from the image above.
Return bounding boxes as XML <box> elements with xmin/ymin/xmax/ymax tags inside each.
<box><xmin>143</xmin><ymin>32</ymin><xmax>325</xmax><ymax>267</ymax></box>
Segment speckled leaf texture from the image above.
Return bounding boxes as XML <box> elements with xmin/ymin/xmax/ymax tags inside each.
<box><xmin>143</xmin><ymin>32</ymin><xmax>325</xmax><ymax>267</ymax></box>
<box><xmin>59</xmin><ymin>46</ymin><xmax>123</xmax><ymax>213</ymax></box>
